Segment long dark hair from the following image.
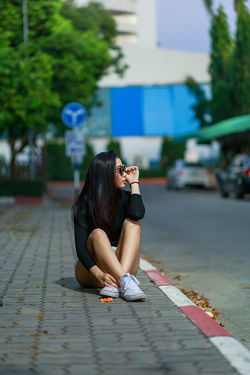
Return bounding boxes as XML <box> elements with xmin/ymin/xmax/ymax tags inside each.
<box><xmin>72</xmin><ymin>151</ymin><xmax>119</xmax><ymax>233</ymax></box>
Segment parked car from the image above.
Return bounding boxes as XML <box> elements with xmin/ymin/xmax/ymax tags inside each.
<box><xmin>216</xmin><ymin>154</ymin><xmax>250</xmax><ymax>199</ymax></box>
<box><xmin>166</xmin><ymin>159</ymin><xmax>211</xmax><ymax>190</ymax></box>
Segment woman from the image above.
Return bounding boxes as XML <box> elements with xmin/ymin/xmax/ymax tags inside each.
<box><xmin>72</xmin><ymin>151</ymin><xmax>146</xmax><ymax>301</ymax></box>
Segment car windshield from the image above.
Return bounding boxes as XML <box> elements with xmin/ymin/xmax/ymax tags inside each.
<box><xmin>184</xmin><ymin>162</ymin><xmax>204</xmax><ymax>168</ymax></box>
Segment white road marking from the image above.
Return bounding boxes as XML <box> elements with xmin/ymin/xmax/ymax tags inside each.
<box><xmin>210</xmin><ymin>337</ymin><xmax>250</xmax><ymax>375</ymax></box>
<box><xmin>159</xmin><ymin>285</ymin><xmax>196</xmax><ymax>307</ymax></box>
<box><xmin>139</xmin><ymin>258</ymin><xmax>157</xmax><ymax>271</ymax></box>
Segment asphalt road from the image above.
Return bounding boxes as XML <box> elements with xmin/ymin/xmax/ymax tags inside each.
<box><xmin>140</xmin><ymin>184</ymin><xmax>250</xmax><ymax>349</ymax></box>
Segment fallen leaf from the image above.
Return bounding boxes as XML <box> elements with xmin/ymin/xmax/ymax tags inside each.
<box><xmin>17</xmin><ymin>297</ymin><xmax>25</xmax><ymax>302</ymax></box>
<box><xmin>37</xmin><ymin>314</ymin><xmax>45</xmax><ymax>319</ymax></box>
<box><xmin>241</xmin><ymin>285</ymin><xmax>250</xmax><ymax>289</ymax></box>
<box><xmin>181</xmin><ymin>288</ymin><xmax>220</xmax><ymax>321</ymax></box>
<box><xmin>0</xmin><ymin>300</ymin><xmax>3</xmax><ymax>307</ymax></box>
<box><xmin>125</xmin><ymin>361</ymin><xmax>131</xmax><ymax>366</ymax></box>
<box><xmin>209</xmin><ymin>257</ymin><xmax>215</xmax><ymax>261</ymax></box>
<box><xmin>0</xmin><ymin>326</ymin><xmax>5</xmax><ymax>328</ymax></box>
<box><xmin>174</xmin><ymin>273</ymin><xmax>188</xmax><ymax>280</ymax></box>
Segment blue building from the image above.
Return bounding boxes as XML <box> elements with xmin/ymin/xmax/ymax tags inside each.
<box><xmin>85</xmin><ymin>44</ymin><xmax>210</xmax><ymax>167</ymax></box>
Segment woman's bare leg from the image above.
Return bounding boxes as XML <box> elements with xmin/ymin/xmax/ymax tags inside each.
<box><xmin>75</xmin><ymin>223</ymin><xmax>140</xmax><ymax>288</ymax></box>
<box><xmin>75</xmin><ymin>260</ymin><xmax>102</xmax><ymax>288</ymax></box>
<box><xmin>75</xmin><ymin>228</ymin><xmax>126</xmax><ymax>288</ymax></box>
<box><xmin>87</xmin><ymin>228</ymin><xmax>126</xmax><ymax>280</ymax></box>
<box><xmin>115</xmin><ymin>219</ymin><xmax>141</xmax><ymax>276</ymax></box>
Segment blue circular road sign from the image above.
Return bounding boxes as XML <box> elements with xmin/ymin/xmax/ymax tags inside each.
<box><xmin>61</xmin><ymin>102</ymin><xmax>87</xmax><ymax>128</ymax></box>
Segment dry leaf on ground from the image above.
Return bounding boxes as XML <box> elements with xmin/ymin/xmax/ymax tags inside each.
<box><xmin>181</xmin><ymin>288</ymin><xmax>220</xmax><ymax>321</ymax></box>
<box><xmin>174</xmin><ymin>273</ymin><xmax>188</xmax><ymax>280</ymax></box>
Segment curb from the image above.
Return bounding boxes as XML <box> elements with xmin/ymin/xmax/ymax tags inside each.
<box><xmin>139</xmin><ymin>256</ymin><xmax>250</xmax><ymax>375</ymax></box>
<box><xmin>0</xmin><ymin>196</ymin><xmax>44</xmax><ymax>205</ymax></box>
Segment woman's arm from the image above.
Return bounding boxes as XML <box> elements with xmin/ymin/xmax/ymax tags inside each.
<box><xmin>124</xmin><ymin>165</ymin><xmax>145</xmax><ymax>220</ymax></box>
<box><xmin>74</xmin><ymin>220</ymin><xmax>96</xmax><ymax>271</ymax></box>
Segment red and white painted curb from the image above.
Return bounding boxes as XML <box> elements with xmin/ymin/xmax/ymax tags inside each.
<box><xmin>140</xmin><ymin>256</ymin><xmax>250</xmax><ymax>375</ymax></box>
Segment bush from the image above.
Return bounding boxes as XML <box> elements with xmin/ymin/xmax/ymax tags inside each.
<box><xmin>0</xmin><ymin>179</ymin><xmax>46</xmax><ymax>197</ymax></box>
<box><xmin>47</xmin><ymin>141</ymin><xmax>95</xmax><ymax>180</ymax></box>
<box><xmin>139</xmin><ymin>168</ymin><xmax>165</xmax><ymax>178</ymax></box>
<box><xmin>47</xmin><ymin>143</ymin><xmax>73</xmax><ymax>180</ymax></box>
<box><xmin>160</xmin><ymin>137</ymin><xmax>186</xmax><ymax>169</ymax></box>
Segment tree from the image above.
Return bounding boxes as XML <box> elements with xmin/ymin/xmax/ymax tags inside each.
<box><xmin>0</xmin><ymin>0</ymin><xmax>125</xmax><ymax>177</ymax></box>
<box><xmin>186</xmin><ymin>2</ymin><xmax>250</xmax><ymax>127</ymax></box>
<box><xmin>203</xmin><ymin>0</ymin><xmax>214</xmax><ymax>16</ymax></box>
<box><xmin>203</xmin><ymin>0</ymin><xmax>240</xmax><ymax>14</ymax></box>
<box><xmin>209</xmin><ymin>5</ymin><xmax>233</xmax><ymax>122</ymax></box>
<box><xmin>184</xmin><ymin>76</ymin><xmax>211</xmax><ymax>127</ymax></box>
<box><xmin>230</xmin><ymin>0</ymin><xmax>250</xmax><ymax>116</ymax></box>
<box><xmin>160</xmin><ymin>137</ymin><xmax>185</xmax><ymax>170</ymax></box>
<box><xmin>82</xmin><ymin>141</ymin><xmax>95</xmax><ymax>171</ymax></box>
<box><xmin>107</xmin><ymin>138</ymin><xmax>124</xmax><ymax>160</ymax></box>
<box><xmin>0</xmin><ymin>37</ymin><xmax>59</xmax><ymax>177</ymax></box>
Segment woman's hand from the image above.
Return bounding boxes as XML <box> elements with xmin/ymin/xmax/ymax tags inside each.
<box><xmin>97</xmin><ymin>271</ymin><xmax>119</xmax><ymax>288</ymax></box>
<box><xmin>125</xmin><ymin>166</ymin><xmax>139</xmax><ymax>184</ymax></box>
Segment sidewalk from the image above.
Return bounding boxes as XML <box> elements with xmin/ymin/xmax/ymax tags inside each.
<box><xmin>0</xmin><ymin>201</ymin><xmax>247</xmax><ymax>375</ymax></box>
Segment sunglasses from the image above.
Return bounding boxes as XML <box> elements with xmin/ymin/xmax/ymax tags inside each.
<box><xmin>115</xmin><ymin>164</ymin><xmax>126</xmax><ymax>176</ymax></box>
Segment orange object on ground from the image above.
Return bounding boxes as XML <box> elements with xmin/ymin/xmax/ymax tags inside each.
<box><xmin>100</xmin><ymin>297</ymin><xmax>113</xmax><ymax>303</ymax></box>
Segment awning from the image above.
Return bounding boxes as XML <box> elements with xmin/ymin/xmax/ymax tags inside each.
<box><xmin>173</xmin><ymin>114</ymin><xmax>250</xmax><ymax>143</ymax></box>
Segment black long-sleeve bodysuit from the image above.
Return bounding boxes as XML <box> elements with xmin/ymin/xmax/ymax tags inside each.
<box><xmin>74</xmin><ymin>190</ymin><xmax>145</xmax><ymax>271</ymax></box>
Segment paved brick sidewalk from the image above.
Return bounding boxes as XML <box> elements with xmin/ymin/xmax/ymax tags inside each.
<box><xmin>0</xmin><ymin>202</ymin><xmax>237</xmax><ymax>374</ymax></box>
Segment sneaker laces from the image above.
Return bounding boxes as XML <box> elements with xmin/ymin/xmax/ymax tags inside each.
<box><xmin>122</xmin><ymin>274</ymin><xmax>140</xmax><ymax>292</ymax></box>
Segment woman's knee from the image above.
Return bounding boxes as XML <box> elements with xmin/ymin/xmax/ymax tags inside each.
<box><xmin>88</xmin><ymin>228</ymin><xmax>107</xmax><ymax>242</ymax></box>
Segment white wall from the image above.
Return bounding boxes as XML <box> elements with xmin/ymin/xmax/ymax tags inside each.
<box><xmin>88</xmin><ymin>136</ymin><xmax>162</xmax><ymax>168</ymax></box>
<box><xmin>137</xmin><ymin>0</ymin><xmax>157</xmax><ymax>48</ymax></box>
<box><xmin>100</xmin><ymin>44</ymin><xmax>209</xmax><ymax>87</ymax></box>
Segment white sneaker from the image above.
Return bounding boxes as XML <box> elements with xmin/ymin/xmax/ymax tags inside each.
<box><xmin>99</xmin><ymin>285</ymin><xmax>119</xmax><ymax>298</ymax></box>
<box><xmin>119</xmin><ymin>273</ymin><xmax>146</xmax><ymax>301</ymax></box>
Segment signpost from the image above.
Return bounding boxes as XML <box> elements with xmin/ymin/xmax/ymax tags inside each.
<box><xmin>61</xmin><ymin>102</ymin><xmax>87</xmax><ymax>196</ymax></box>
<box><xmin>61</xmin><ymin>102</ymin><xmax>86</xmax><ymax>128</ymax></box>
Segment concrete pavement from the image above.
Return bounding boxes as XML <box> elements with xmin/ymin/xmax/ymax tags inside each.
<box><xmin>0</xmin><ymin>200</ymin><xmax>248</xmax><ymax>374</ymax></box>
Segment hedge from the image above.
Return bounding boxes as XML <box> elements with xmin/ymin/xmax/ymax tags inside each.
<box><xmin>0</xmin><ymin>179</ymin><xmax>46</xmax><ymax>197</ymax></box>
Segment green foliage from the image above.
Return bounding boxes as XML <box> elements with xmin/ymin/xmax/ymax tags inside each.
<box><xmin>47</xmin><ymin>141</ymin><xmax>95</xmax><ymax>180</ymax></box>
<box><xmin>61</xmin><ymin>1</ymin><xmax>126</xmax><ymax>76</ymax></box>
<box><xmin>203</xmin><ymin>0</ymin><xmax>214</xmax><ymax>16</ymax></box>
<box><xmin>230</xmin><ymin>0</ymin><xmax>250</xmax><ymax>116</ymax></box>
<box><xmin>0</xmin><ymin>179</ymin><xmax>45</xmax><ymax>197</ymax></box>
<box><xmin>139</xmin><ymin>168</ymin><xmax>165</xmax><ymax>178</ymax></box>
<box><xmin>82</xmin><ymin>142</ymin><xmax>95</xmax><ymax>170</ymax></box>
<box><xmin>185</xmin><ymin>76</ymin><xmax>211</xmax><ymax>127</ymax></box>
<box><xmin>47</xmin><ymin>143</ymin><xmax>73</xmax><ymax>180</ymax></box>
<box><xmin>209</xmin><ymin>5</ymin><xmax>233</xmax><ymax>122</ymax></box>
<box><xmin>107</xmin><ymin>138</ymin><xmax>123</xmax><ymax>159</ymax></box>
<box><xmin>187</xmin><ymin>1</ymin><xmax>250</xmax><ymax>127</ymax></box>
<box><xmin>0</xmin><ymin>0</ymin><xmax>125</xmax><ymax>176</ymax></box>
<box><xmin>160</xmin><ymin>137</ymin><xmax>185</xmax><ymax>169</ymax></box>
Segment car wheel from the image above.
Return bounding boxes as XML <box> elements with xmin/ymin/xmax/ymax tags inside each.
<box><xmin>234</xmin><ymin>189</ymin><xmax>244</xmax><ymax>199</ymax></box>
<box><xmin>220</xmin><ymin>184</ymin><xmax>229</xmax><ymax>198</ymax></box>
<box><xmin>234</xmin><ymin>180</ymin><xmax>244</xmax><ymax>199</ymax></box>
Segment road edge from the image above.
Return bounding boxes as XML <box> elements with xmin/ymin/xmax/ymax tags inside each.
<box><xmin>139</xmin><ymin>256</ymin><xmax>250</xmax><ymax>375</ymax></box>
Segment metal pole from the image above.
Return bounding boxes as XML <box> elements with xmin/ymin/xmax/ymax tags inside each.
<box><xmin>23</xmin><ymin>0</ymin><xmax>35</xmax><ymax>180</ymax></box>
